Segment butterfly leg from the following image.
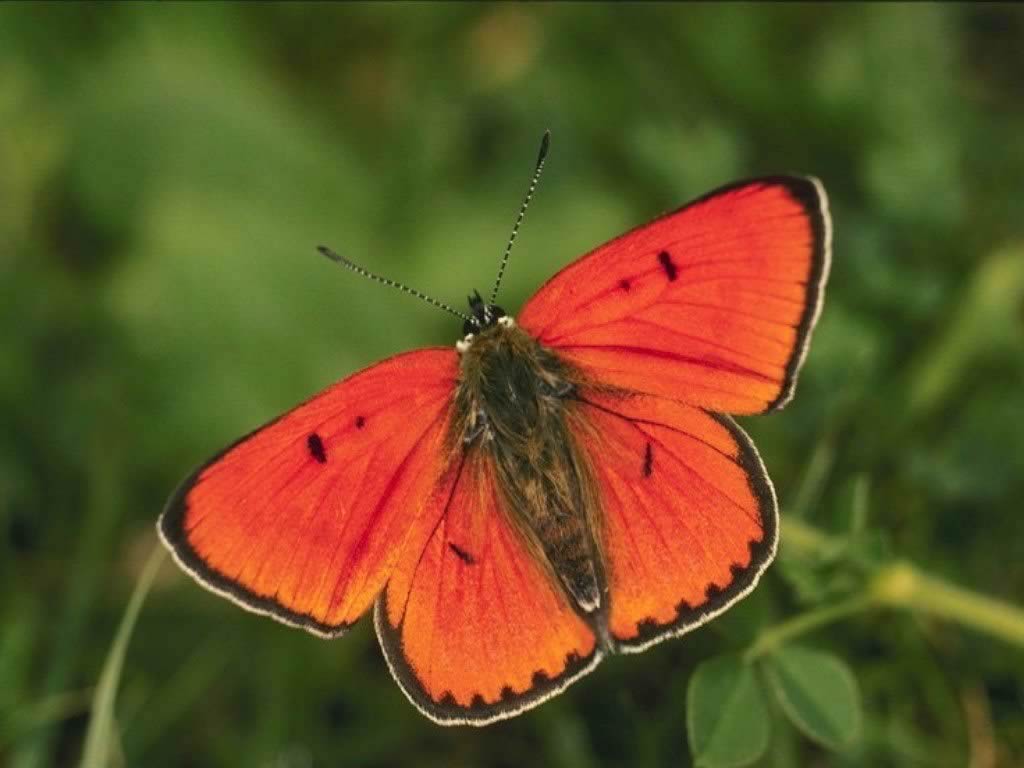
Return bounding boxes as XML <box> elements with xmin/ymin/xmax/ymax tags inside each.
<box><xmin>463</xmin><ymin>409</ymin><xmax>492</xmax><ymax>445</ymax></box>
<box><xmin>539</xmin><ymin>378</ymin><xmax>574</xmax><ymax>399</ymax></box>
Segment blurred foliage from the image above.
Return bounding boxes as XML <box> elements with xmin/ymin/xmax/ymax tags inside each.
<box><xmin>2</xmin><ymin>3</ymin><xmax>1023</xmax><ymax>767</ymax></box>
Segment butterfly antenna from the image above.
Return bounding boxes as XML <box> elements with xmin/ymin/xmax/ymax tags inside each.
<box><xmin>488</xmin><ymin>130</ymin><xmax>551</xmax><ymax>307</ymax></box>
<box><xmin>317</xmin><ymin>245</ymin><xmax>473</xmax><ymax>324</ymax></box>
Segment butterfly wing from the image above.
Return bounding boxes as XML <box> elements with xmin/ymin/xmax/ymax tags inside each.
<box><xmin>375</xmin><ymin>450</ymin><xmax>601</xmax><ymax>725</ymax></box>
<box><xmin>160</xmin><ymin>174</ymin><xmax>828</xmax><ymax>724</ymax></box>
<box><xmin>158</xmin><ymin>348</ymin><xmax>458</xmax><ymax>636</ymax></box>
<box><xmin>519</xmin><ymin>176</ymin><xmax>831</xmax><ymax>415</ymax></box>
<box><xmin>570</xmin><ymin>390</ymin><xmax>776</xmax><ymax>651</ymax></box>
<box><xmin>516</xmin><ymin>177</ymin><xmax>828</xmax><ymax>650</ymax></box>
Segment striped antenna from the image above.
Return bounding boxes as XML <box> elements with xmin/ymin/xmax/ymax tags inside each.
<box><xmin>317</xmin><ymin>245</ymin><xmax>472</xmax><ymax>324</ymax></box>
<box><xmin>488</xmin><ymin>130</ymin><xmax>551</xmax><ymax>307</ymax></box>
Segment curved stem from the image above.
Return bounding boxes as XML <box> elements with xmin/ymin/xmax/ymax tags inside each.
<box><xmin>744</xmin><ymin>595</ymin><xmax>874</xmax><ymax>662</ymax></box>
<box><xmin>775</xmin><ymin>518</ymin><xmax>1024</xmax><ymax>651</ymax></box>
<box><xmin>80</xmin><ymin>544</ymin><xmax>166</xmax><ymax>768</ymax></box>
<box><xmin>873</xmin><ymin>562</ymin><xmax>1024</xmax><ymax>649</ymax></box>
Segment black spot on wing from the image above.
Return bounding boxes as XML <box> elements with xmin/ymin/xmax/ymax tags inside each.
<box><xmin>160</xmin><ymin>416</ymin><xmax>352</xmax><ymax>637</ymax></box>
<box><xmin>609</xmin><ymin>413</ymin><xmax>779</xmax><ymax>652</ymax></box>
<box><xmin>355</xmin><ymin>416</ymin><xmax>366</xmax><ymax>429</ymax></box>
<box><xmin>657</xmin><ymin>250</ymin><xmax>678</xmax><ymax>281</ymax></box>
<box><xmin>448</xmin><ymin>542</ymin><xmax>476</xmax><ymax>565</ymax></box>
<box><xmin>307</xmin><ymin>433</ymin><xmax>327</xmax><ymax>463</ymax></box>
<box><xmin>642</xmin><ymin>442</ymin><xmax>653</xmax><ymax>477</ymax></box>
<box><xmin>619</xmin><ymin>278</ymin><xmax>631</xmax><ymax>291</ymax></box>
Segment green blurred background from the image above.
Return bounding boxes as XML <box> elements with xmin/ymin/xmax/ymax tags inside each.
<box><xmin>3</xmin><ymin>3</ymin><xmax>1023</xmax><ymax>767</ymax></box>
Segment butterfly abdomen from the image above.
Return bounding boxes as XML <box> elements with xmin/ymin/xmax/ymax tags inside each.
<box><xmin>455</xmin><ymin>322</ymin><xmax>605</xmax><ymax>614</ymax></box>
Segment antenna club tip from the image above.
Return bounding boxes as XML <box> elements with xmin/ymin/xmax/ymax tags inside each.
<box><xmin>317</xmin><ymin>245</ymin><xmax>342</xmax><ymax>262</ymax></box>
<box><xmin>537</xmin><ymin>130</ymin><xmax>551</xmax><ymax>165</ymax></box>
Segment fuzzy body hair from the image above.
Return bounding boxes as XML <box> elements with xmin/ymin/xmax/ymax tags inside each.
<box><xmin>452</xmin><ymin>321</ymin><xmax>606</xmax><ymax>615</ymax></box>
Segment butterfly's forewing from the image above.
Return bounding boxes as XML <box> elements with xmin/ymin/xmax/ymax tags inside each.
<box><xmin>572</xmin><ymin>391</ymin><xmax>776</xmax><ymax>651</ymax></box>
<box><xmin>519</xmin><ymin>177</ymin><xmax>831</xmax><ymax>415</ymax></box>
<box><xmin>375</xmin><ymin>451</ymin><xmax>601</xmax><ymax>725</ymax></box>
<box><xmin>159</xmin><ymin>348</ymin><xmax>458</xmax><ymax>635</ymax></box>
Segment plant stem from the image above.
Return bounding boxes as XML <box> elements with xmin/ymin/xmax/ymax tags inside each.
<box><xmin>79</xmin><ymin>544</ymin><xmax>166</xmax><ymax>768</ymax></box>
<box><xmin>773</xmin><ymin>518</ymin><xmax>1024</xmax><ymax>652</ymax></box>
<box><xmin>744</xmin><ymin>595</ymin><xmax>874</xmax><ymax>662</ymax></box>
<box><xmin>872</xmin><ymin>562</ymin><xmax>1024</xmax><ymax>649</ymax></box>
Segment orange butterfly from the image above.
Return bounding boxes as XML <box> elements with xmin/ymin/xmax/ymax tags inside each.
<box><xmin>158</xmin><ymin>133</ymin><xmax>831</xmax><ymax>725</ymax></box>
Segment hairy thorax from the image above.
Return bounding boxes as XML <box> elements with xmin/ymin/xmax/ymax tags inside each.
<box><xmin>453</xmin><ymin>318</ymin><xmax>605</xmax><ymax>614</ymax></box>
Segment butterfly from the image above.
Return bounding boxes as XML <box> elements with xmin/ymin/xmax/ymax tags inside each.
<box><xmin>158</xmin><ymin>132</ymin><xmax>831</xmax><ymax>726</ymax></box>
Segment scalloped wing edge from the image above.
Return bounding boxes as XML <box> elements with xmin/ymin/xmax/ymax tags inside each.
<box><xmin>373</xmin><ymin>592</ymin><xmax>605</xmax><ymax>726</ymax></box>
<box><xmin>608</xmin><ymin>412</ymin><xmax>779</xmax><ymax>654</ymax></box>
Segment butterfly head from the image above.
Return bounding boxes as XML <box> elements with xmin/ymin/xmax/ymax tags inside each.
<box><xmin>463</xmin><ymin>290</ymin><xmax>508</xmax><ymax>336</ymax></box>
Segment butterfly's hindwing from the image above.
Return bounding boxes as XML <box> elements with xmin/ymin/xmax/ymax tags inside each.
<box><xmin>572</xmin><ymin>391</ymin><xmax>778</xmax><ymax>651</ymax></box>
<box><xmin>375</xmin><ymin>448</ymin><xmax>602</xmax><ymax>725</ymax></box>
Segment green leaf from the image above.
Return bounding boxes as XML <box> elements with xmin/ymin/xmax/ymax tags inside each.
<box><xmin>764</xmin><ymin>646</ymin><xmax>862</xmax><ymax>751</ymax></box>
<box><xmin>686</xmin><ymin>655</ymin><xmax>770</xmax><ymax>768</ymax></box>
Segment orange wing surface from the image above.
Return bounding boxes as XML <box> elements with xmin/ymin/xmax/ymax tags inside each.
<box><xmin>158</xmin><ymin>172</ymin><xmax>831</xmax><ymax>727</ymax></box>
<box><xmin>159</xmin><ymin>348</ymin><xmax>458</xmax><ymax>636</ymax></box>
<box><xmin>574</xmin><ymin>390</ymin><xmax>777</xmax><ymax>651</ymax></box>
<box><xmin>375</xmin><ymin>452</ymin><xmax>601</xmax><ymax>725</ymax></box>
<box><xmin>519</xmin><ymin>177</ymin><xmax>831</xmax><ymax>415</ymax></box>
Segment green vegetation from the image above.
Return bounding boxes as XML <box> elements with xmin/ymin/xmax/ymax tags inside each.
<box><xmin>2</xmin><ymin>4</ymin><xmax>1022</xmax><ymax>766</ymax></box>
